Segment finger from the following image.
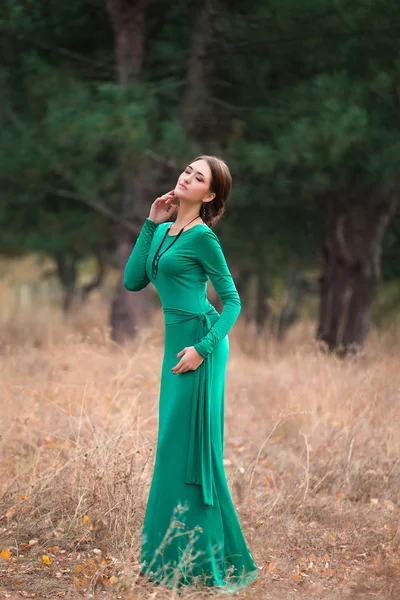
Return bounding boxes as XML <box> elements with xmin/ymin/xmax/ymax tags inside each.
<box><xmin>175</xmin><ymin>366</ymin><xmax>188</xmax><ymax>374</ymax></box>
<box><xmin>155</xmin><ymin>193</ymin><xmax>174</xmax><ymax>203</ymax></box>
<box><xmin>163</xmin><ymin>195</ymin><xmax>177</xmax><ymax>203</ymax></box>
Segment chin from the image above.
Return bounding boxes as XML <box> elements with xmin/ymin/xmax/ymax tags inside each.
<box><xmin>175</xmin><ymin>189</ymin><xmax>190</xmax><ymax>201</ymax></box>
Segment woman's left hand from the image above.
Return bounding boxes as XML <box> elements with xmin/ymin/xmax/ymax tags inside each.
<box><xmin>172</xmin><ymin>346</ymin><xmax>204</xmax><ymax>374</ymax></box>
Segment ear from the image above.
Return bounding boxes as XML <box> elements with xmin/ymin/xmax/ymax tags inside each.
<box><xmin>205</xmin><ymin>192</ymin><xmax>216</xmax><ymax>202</ymax></box>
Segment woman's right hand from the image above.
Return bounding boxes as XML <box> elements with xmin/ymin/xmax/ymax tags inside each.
<box><xmin>148</xmin><ymin>190</ymin><xmax>179</xmax><ymax>224</ymax></box>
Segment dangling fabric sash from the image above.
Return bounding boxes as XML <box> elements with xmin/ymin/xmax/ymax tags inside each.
<box><xmin>163</xmin><ymin>307</ymin><xmax>217</xmax><ymax>506</ymax></box>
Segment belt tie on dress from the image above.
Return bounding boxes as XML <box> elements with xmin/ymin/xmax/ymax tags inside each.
<box><xmin>163</xmin><ymin>307</ymin><xmax>217</xmax><ymax>506</ymax></box>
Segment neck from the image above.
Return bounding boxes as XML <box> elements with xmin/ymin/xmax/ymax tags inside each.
<box><xmin>173</xmin><ymin>202</ymin><xmax>202</xmax><ymax>228</ymax></box>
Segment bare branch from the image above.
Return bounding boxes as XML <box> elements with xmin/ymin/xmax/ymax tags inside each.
<box><xmin>4</xmin><ymin>107</ymin><xmax>141</xmax><ymax>235</ymax></box>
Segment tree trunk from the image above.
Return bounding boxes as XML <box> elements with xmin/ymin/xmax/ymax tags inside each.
<box><xmin>317</xmin><ymin>193</ymin><xmax>397</xmax><ymax>354</ymax></box>
<box><xmin>53</xmin><ymin>253</ymin><xmax>78</xmax><ymax>316</ymax></box>
<box><xmin>180</xmin><ymin>0</ymin><xmax>218</xmax><ymax>145</ymax></box>
<box><xmin>277</xmin><ymin>270</ymin><xmax>309</xmax><ymax>342</ymax></box>
<box><xmin>235</xmin><ymin>267</ymin><xmax>252</xmax><ymax>323</ymax></box>
<box><xmin>106</xmin><ymin>0</ymin><xmax>149</xmax><ymax>86</ymax></box>
<box><xmin>79</xmin><ymin>250</ymin><xmax>106</xmax><ymax>303</ymax></box>
<box><xmin>105</xmin><ymin>0</ymin><xmax>152</xmax><ymax>343</ymax></box>
<box><xmin>254</xmin><ymin>267</ymin><xmax>270</xmax><ymax>335</ymax></box>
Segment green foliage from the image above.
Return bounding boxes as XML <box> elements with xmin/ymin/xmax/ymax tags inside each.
<box><xmin>1</xmin><ymin>0</ymin><xmax>399</xmax><ymax>288</ymax></box>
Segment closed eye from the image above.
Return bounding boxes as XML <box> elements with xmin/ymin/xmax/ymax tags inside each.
<box><xmin>184</xmin><ymin>168</ymin><xmax>204</xmax><ymax>182</ymax></box>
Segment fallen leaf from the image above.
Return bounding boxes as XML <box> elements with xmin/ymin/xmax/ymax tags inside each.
<box><xmin>6</xmin><ymin>508</ymin><xmax>15</xmax><ymax>520</ymax></box>
<box><xmin>54</xmin><ymin>528</ymin><xmax>64</xmax><ymax>538</ymax></box>
<box><xmin>308</xmin><ymin>553</ymin><xmax>318</xmax><ymax>562</ymax></box>
<box><xmin>73</xmin><ymin>576</ymin><xmax>87</xmax><ymax>591</ymax></box>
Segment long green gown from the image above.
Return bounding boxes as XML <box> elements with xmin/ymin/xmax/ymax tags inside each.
<box><xmin>124</xmin><ymin>217</ymin><xmax>258</xmax><ymax>592</ymax></box>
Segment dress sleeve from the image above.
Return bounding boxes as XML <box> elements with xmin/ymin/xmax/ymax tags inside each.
<box><xmin>194</xmin><ymin>228</ymin><xmax>241</xmax><ymax>359</ymax></box>
<box><xmin>124</xmin><ymin>218</ymin><xmax>159</xmax><ymax>291</ymax></box>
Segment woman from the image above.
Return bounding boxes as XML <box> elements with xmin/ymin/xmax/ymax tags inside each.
<box><xmin>124</xmin><ymin>155</ymin><xmax>258</xmax><ymax>592</ymax></box>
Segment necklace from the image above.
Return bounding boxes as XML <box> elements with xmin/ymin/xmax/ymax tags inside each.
<box><xmin>151</xmin><ymin>215</ymin><xmax>202</xmax><ymax>279</ymax></box>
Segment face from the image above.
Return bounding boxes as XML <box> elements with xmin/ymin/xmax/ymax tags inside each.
<box><xmin>174</xmin><ymin>159</ymin><xmax>215</xmax><ymax>205</ymax></box>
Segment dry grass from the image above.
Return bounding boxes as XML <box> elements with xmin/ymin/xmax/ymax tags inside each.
<box><xmin>1</xmin><ymin>277</ymin><xmax>400</xmax><ymax>599</ymax></box>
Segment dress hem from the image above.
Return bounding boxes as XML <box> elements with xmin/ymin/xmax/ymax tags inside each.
<box><xmin>139</xmin><ymin>565</ymin><xmax>259</xmax><ymax>594</ymax></box>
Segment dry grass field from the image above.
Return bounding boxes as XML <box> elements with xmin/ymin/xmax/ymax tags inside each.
<box><xmin>1</xmin><ymin>264</ymin><xmax>399</xmax><ymax>600</ymax></box>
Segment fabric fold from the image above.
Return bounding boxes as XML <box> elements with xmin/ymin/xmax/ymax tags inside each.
<box><xmin>163</xmin><ymin>307</ymin><xmax>217</xmax><ymax>506</ymax></box>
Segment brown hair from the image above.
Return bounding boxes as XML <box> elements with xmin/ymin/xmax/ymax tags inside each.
<box><xmin>191</xmin><ymin>155</ymin><xmax>232</xmax><ymax>228</ymax></box>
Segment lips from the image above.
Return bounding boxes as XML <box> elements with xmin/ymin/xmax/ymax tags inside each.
<box><xmin>179</xmin><ymin>183</ymin><xmax>187</xmax><ymax>190</ymax></box>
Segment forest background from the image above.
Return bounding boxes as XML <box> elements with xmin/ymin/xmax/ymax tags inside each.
<box><xmin>1</xmin><ymin>1</ymin><xmax>400</xmax><ymax>599</ymax></box>
<box><xmin>1</xmin><ymin>0</ymin><xmax>400</xmax><ymax>348</ymax></box>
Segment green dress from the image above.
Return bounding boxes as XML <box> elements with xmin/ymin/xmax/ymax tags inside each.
<box><xmin>124</xmin><ymin>217</ymin><xmax>258</xmax><ymax>592</ymax></box>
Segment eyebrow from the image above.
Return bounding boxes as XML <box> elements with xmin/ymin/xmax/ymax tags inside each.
<box><xmin>186</xmin><ymin>165</ymin><xmax>205</xmax><ymax>178</ymax></box>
